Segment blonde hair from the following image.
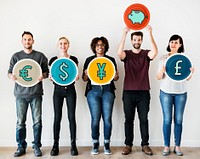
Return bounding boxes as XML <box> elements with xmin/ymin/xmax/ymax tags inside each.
<box><xmin>58</xmin><ymin>37</ymin><xmax>70</xmax><ymax>45</ymax></box>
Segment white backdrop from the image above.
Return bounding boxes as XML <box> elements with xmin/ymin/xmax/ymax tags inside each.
<box><xmin>0</xmin><ymin>0</ymin><xmax>200</xmax><ymax>147</ymax></box>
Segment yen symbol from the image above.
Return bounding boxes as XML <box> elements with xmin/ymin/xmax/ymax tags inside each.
<box><xmin>97</xmin><ymin>63</ymin><xmax>106</xmax><ymax>80</ymax></box>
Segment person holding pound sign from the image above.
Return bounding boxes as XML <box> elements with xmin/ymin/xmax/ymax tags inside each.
<box><xmin>157</xmin><ymin>35</ymin><xmax>194</xmax><ymax>156</ymax></box>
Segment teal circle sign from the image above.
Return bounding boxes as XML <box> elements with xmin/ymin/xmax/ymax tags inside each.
<box><xmin>50</xmin><ymin>58</ymin><xmax>78</xmax><ymax>86</ymax></box>
<box><xmin>165</xmin><ymin>53</ymin><xmax>192</xmax><ymax>82</ymax></box>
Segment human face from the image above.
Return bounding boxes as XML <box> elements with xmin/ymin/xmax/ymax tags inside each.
<box><xmin>95</xmin><ymin>40</ymin><xmax>105</xmax><ymax>56</ymax></box>
<box><xmin>169</xmin><ymin>39</ymin><xmax>182</xmax><ymax>53</ymax></box>
<box><xmin>21</xmin><ymin>34</ymin><xmax>34</xmax><ymax>50</ymax></box>
<box><xmin>58</xmin><ymin>38</ymin><xmax>69</xmax><ymax>53</ymax></box>
<box><xmin>131</xmin><ymin>35</ymin><xmax>142</xmax><ymax>49</ymax></box>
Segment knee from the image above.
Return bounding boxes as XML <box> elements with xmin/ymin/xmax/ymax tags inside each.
<box><xmin>139</xmin><ymin>115</ymin><xmax>148</xmax><ymax>123</ymax></box>
<box><xmin>103</xmin><ymin>116</ymin><xmax>112</xmax><ymax>126</ymax></box>
<box><xmin>68</xmin><ymin>113</ymin><xmax>76</xmax><ymax>123</ymax></box>
<box><xmin>16</xmin><ymin>122</ymin><xmax>26</xmax><ymax>130</ymax></box>
<box><xmin>175</xmin><ymin>117</ymin><xmax>183</xmax><ymax>125</ymax></box>
<box><xmin>163</xmin><ymin>117</ymin><xmax>172</xmax><ymax>125</ymax></box>
<box><xmin>33</xmin><ymin>120</ymin><xmax>42</xmax><ymax>127</ymax></box>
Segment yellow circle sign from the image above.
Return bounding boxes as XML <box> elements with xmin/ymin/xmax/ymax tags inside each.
<box><xmin>87</xmin><ymin>57</ymin><xmax>115</xmax><ymax>85</ymax></box>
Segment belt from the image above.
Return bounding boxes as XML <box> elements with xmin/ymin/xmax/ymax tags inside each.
<box><xmin>55</xmin><ymin>84</ymin><xmax>74</xmax><ymax>90</ymax></box>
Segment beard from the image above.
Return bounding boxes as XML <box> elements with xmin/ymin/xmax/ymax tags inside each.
<box><xmin>24</xmin><ymin>45</ymin><xmax>32</xmax><ymax>50</ymax></box>
<box><xmin>133</xmin><ymin>43</ymin><xmax>141</xmax><ymax>49</ymax></box>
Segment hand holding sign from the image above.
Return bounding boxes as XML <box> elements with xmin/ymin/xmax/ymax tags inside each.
<box><xmin>87</xmin><ymin>57</ymin><xmax>115</xmax><ymax>85</ymax></box>
<box><xmin>50</xmin><ymin>58</ymin><xmax>78</xmax><ymax>86</ymax></box>
<box><xmin>13</xmin><ymin>59</ymin><xmax>42</xmax><ymax>87</ymax></box>
<box><xmin>124</xmin><ymin>3</ymin><xmax>150</xmax><ymax>30</ymax></box>
<box><xmin>165</xmin><ymin>53</ymin><xmax>193</xmax><ymax>81</ymax></box>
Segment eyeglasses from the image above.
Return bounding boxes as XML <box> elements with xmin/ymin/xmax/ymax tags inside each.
<box><xmin>95</xmin><ymin>44</ymin><xmax>105</xmax><ymax>47</ymax></box>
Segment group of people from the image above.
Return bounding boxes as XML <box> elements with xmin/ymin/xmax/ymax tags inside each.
<box><xmin>8</xmin><ymin>25</ymin><xmax>194</xmax><ymax>157</ymax></box>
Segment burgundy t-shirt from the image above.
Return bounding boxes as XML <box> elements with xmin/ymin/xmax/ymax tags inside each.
<box><xmin>122</xmin><ymin>49</ymin><xmax>151</xmax><ymax>90</ymax></box>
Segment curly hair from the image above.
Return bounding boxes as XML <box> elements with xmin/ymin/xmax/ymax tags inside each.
<box><xmin>90</xmin><ymin>36</ymin><xmax>109</xmax><ymax>54</ymax></box>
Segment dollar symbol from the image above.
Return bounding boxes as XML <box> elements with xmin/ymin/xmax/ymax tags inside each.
<box><xmin>19</xmin><ymin>65</ymin><xmax>33</xmax><ymax>81</ymax></box>
<box><xmin>97</xmin><ymin>63</ymin><xmax>106</xmax><ymax>80</ymax></box>
<box><xmin>59</xmin><ymin>62</ymin><xmax>69</xmax><ymax>81</ymax></box>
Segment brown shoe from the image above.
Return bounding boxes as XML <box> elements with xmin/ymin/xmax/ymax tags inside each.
<box><xmin>142</xmin><ymin>145</ymin><xmax>153</xmax><ymax>155</ymax></box>
<box><xmin>122</xmin><ymin>146</ymin><xmax>132</xmax><ymax>155</ymax></box>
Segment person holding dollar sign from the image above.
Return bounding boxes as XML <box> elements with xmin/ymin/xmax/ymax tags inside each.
<box><xmin>49</xmin><ymin>37</ymin><xmax>79</xmax><ymax>156</ymax></box>
<box><xmin>8</xmin><ymin>31</ymin><xmax>49</xmax><ymax>157</ymax></box>
<box><xmin>82</xmin><ymin>37</ymin><xmax>119</xmax><ymax>155</ymax></box>
<box><xmin>157</xmin><ymin>35</ymin><xmax>194</xmax><ymax>156</ymax></box>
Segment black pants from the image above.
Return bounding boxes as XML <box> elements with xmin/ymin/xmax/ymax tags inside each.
<box><xmin>53</xmin><ymin>86</ymin><xmax>77</xmax><ymax>141</ymax></box>
<box><xmin>122</xmin><ymin>90</ymin><xmax>150</xmax><ymax>146</ymax></box>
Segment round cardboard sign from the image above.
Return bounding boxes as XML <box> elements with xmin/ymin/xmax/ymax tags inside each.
<box><xmin>50</xmin><ymin>58</ymin><xmax>78</xmax><ymax>86</ymax></box>
<box><xmin>87</xmin><ymin>57</ymin><xmax>115</xmax><ymax>85</ymax></box>
<box><xmin>124</xmin><ymin>3</ymin><xmax>150</xmax><ymax>30</ymax></box>
<box><xmin>13</xmin><ymin>59</ymin><xmax>42</xmax><ymax>87</ymax></box>
<box><xmin>165</xmin><ymin>53</ymin><xmax>192</xmax><ymax>82</ymax></box>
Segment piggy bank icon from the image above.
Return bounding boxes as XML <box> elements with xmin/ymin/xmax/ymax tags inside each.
<box><xmin>128</xmin><ymin>10</ymin><xmax>146</xmax><ymax>24</ymax></box>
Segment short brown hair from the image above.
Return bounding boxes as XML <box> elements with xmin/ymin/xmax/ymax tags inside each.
<box><xmin>131</xmin><ymin>31</ymin><xmax>143</xmax><ymax>40</ymax></box>
<box><xmin>22</xmin><ymin>31</ymin><xmax>33</xmax><ymax>39</ymax></box>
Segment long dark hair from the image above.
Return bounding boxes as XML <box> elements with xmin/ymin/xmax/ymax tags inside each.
<box><xmin>166</xmin><ymin>34</ymin><xmax>184</xmax><ymax>53</ymax></box>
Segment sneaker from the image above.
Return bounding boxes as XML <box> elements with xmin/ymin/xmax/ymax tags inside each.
<box><xmin>104</xmin><ymin>143</ymin><xmax>112</xmax><ymax>155</ymax></box>
<box><xmin>91</xmin><ymin>142</ymin><xmax>99</xmax><ymax>155</ymax></box>
<box><xmin>33</xmin><ymin>145</ymin><xmax>42</xmax><ymax>157</ymax></box>
<box><xmin>14</xmin><ymin>147</ymin><xmax>26</xmax><ymax>157</ymax></box>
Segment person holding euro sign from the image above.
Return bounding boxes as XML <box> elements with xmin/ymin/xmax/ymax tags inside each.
<box><xmin>157</xmin><ymin>35</ymin><xmax>194</xmax><ymax>156</ymax></box>
<box><xmin>8</xmin><ymin>31</ymin><xmax>49</xmax><ymax>157</ymax></box>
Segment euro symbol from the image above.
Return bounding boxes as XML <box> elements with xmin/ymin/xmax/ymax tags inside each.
<box><xmin>175</xmin><ymin>60</ymin><xmax>182</xmax><ymax>75</ymax></box>
<box><xmin>97</xmin><ymin>63</ymin><xmax>106</xmax><ymax>80</ymax></box>
<box><xmin>59</xmin><ymin>62</ymin><xmax>69</xmax><ymax>81</ymax></box>
<box><xmin>19</xmin><ymin>65</ymin><xmax>33</xmax><ymax>81</ymax></box>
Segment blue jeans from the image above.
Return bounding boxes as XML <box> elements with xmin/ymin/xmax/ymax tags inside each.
<box><xmin>16</xmin><ymin>96</ymin><xmax>42</xmax><ymax>148</ymax></box>
<box><xmin>160</xmin><ymin>90</ymin><xmax>187</xmax><ymax>147</ymax></box>
<box><xmin>87</xmin><ymin>85</ymin><xmax>115</xmax><ymax>141</ymax></box>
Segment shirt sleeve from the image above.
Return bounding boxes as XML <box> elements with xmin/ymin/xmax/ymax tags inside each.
<box><xmin>41</xmin><ymin>54</ymin><xmax>49</xmax><ymax>73</ymax></box>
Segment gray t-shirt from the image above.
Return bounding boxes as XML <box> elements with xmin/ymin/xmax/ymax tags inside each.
<box><xmin>8</xmin><ymin>50</ymin><xmax>49</xmax><ymax>97</ymax></box>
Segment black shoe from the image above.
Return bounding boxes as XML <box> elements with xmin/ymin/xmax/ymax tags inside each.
<box><xmin>50</xmin><ymin>144</ymin><xmax>59</xmax><ymax>156</ymax></box>
<box><xmin>14</xmin><ymin>147</ymin><xmax>26</xmax><ymax>157</ymax></box>
<box><xmin>71</xmin><ymin>140</ymin><xmax>78</xmax><ymax>156</ymax></box>
<box><xmin>71</xmin><ymin>146</ymin><xmax>78</xmax><ymax>156</ymax></box>
<box><xmin>33</xmin><ymin>145</ymin><xmax>42</xmax><ymax>157</ymax></box>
